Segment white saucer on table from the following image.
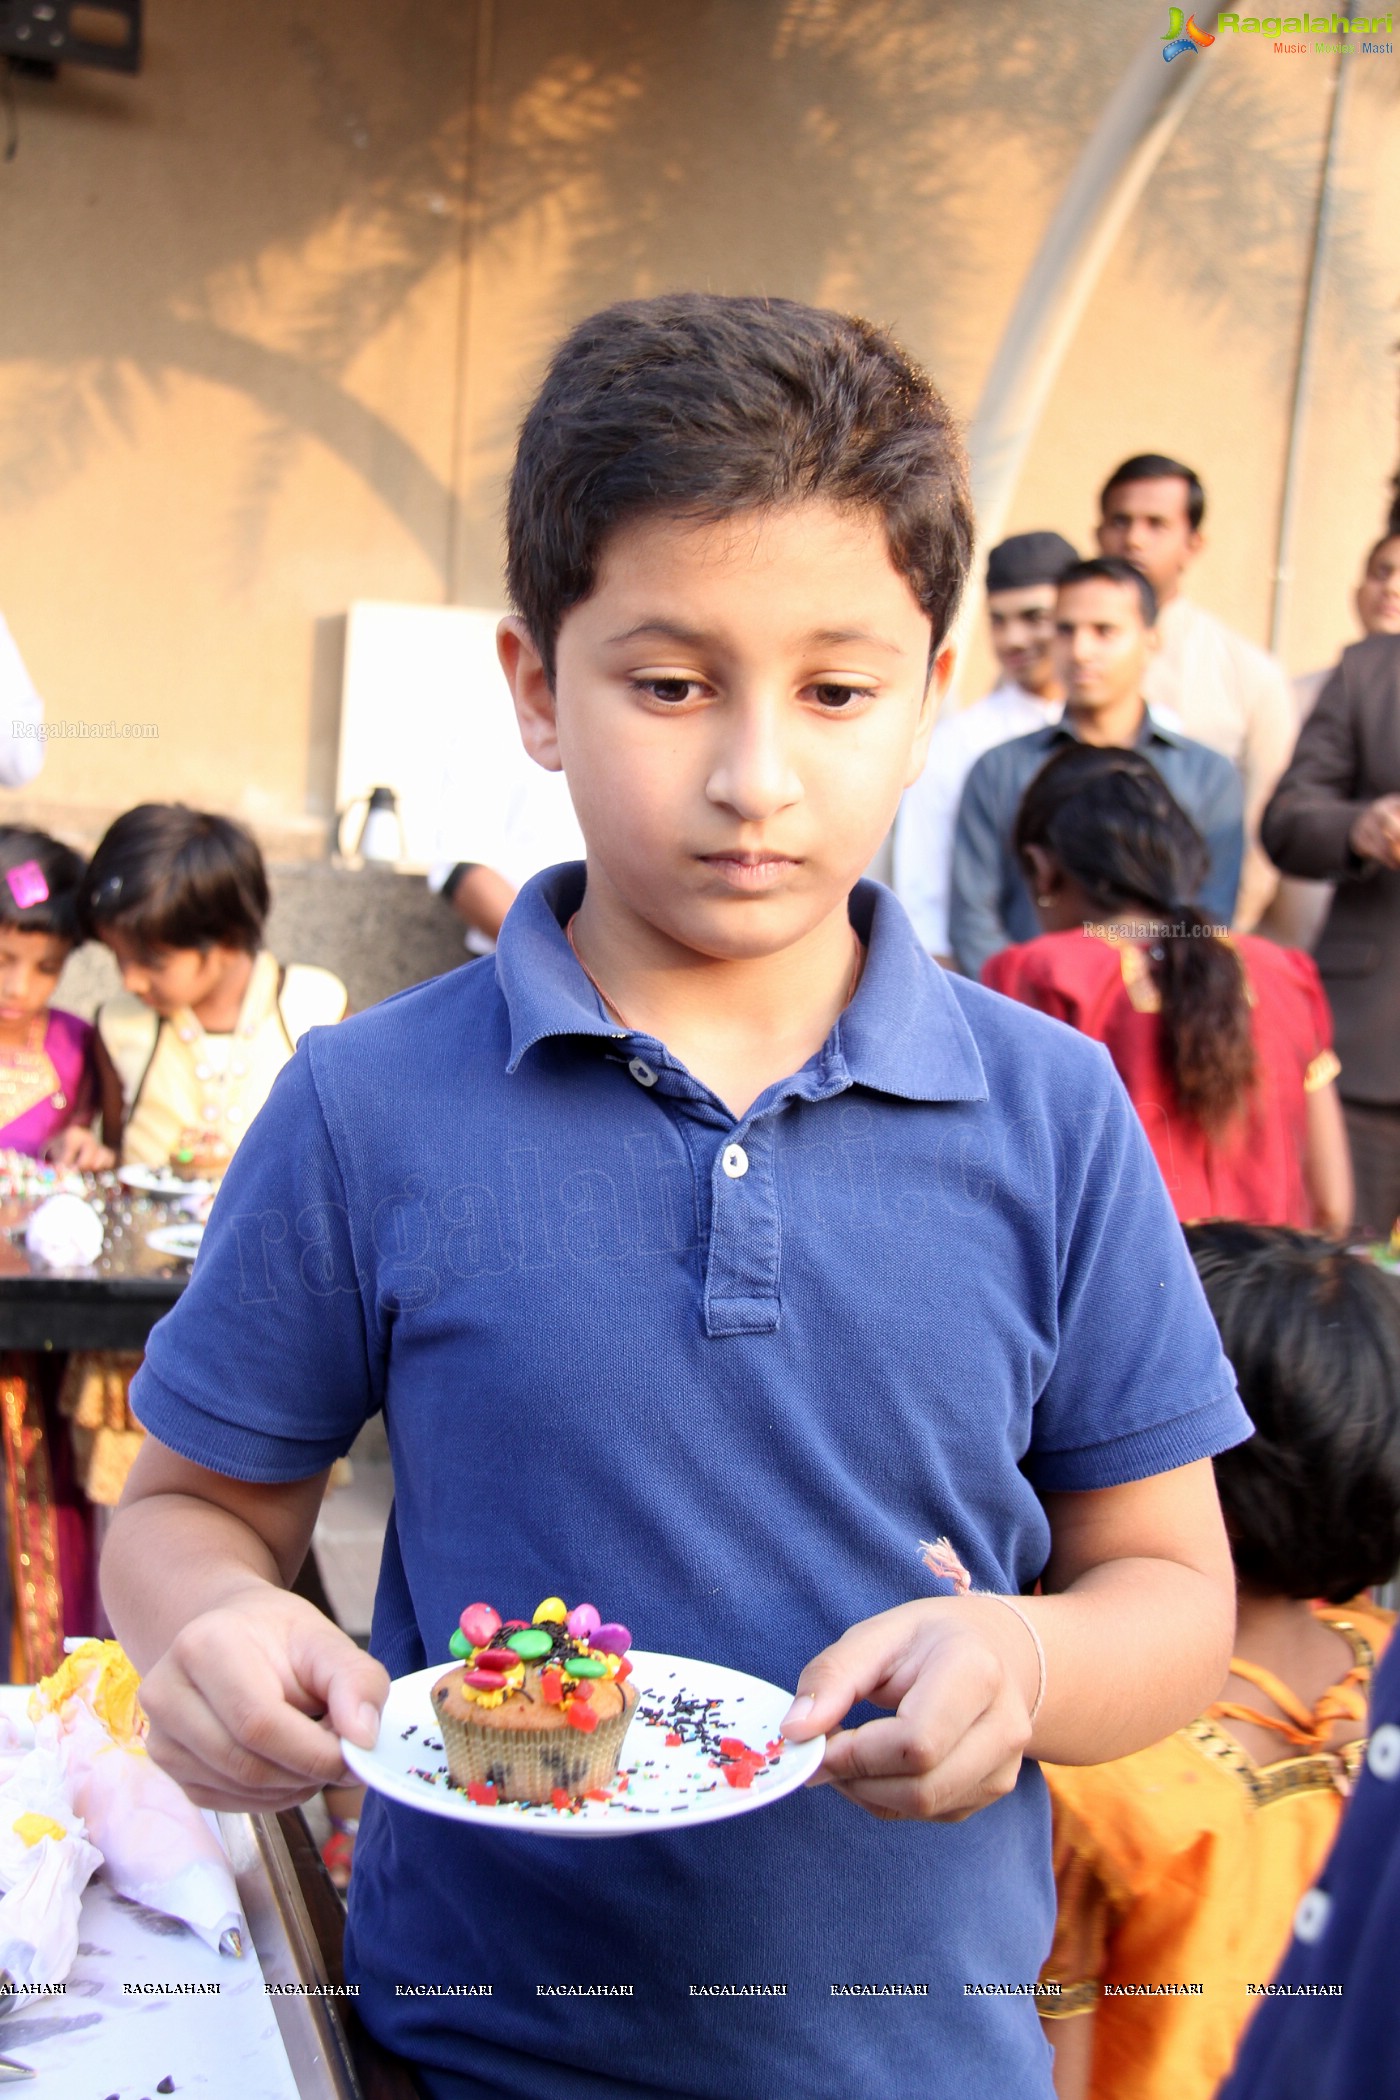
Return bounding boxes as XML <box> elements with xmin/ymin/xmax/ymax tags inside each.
<box><xmin>145</xmin><ymin>1223</ymin><xmax>205</xmax><ymax>1262</ymax></box>
<box><xmin>341</xmin><ymin>1650</ymin><xmax>825</xmax><ymax>1838</ymax></box>
<box><xmin>119</xmin><ymin>1164</ymin><xmax>216</xmax><ymax>1199</ymax></box>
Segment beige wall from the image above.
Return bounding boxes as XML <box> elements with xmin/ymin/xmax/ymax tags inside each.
<box><xmin>0</xmin><ymin>1</ymin><xmax>1395</xmax><ymax>848</ymax></box>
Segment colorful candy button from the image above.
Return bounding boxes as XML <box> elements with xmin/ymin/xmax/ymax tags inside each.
<box><xmin>462</xmin><ymin>1669</ymin><xmax>507</xmax><ymax>1689</ymax></box>
<box><xmin>448</xmin><ymin>1629</ymin><xmax>472</xmax><ymax>1661</ymax></box>
<box><xmin>591</xmin><ymin>1623</ymin><xmax>631</xmax><ymax>1657</ymax></box>
<box><xmin>564</xmin><ymin>1654</ymin><xmax>606</xmax><ymax>1679</ymax></box>
<box><xmin>505</xmin><ymin>1627</ymin><xmax>554</xmax><ymax>1661</ymax></box>
<box><xmin>532</xmin><ymin>1596</ymin><xmax>568</xmax><ymax>1625</ymax></box>
<box><xmin>566</xmin><ymin>1701</ymin><xmax>599</xmax><ymax>1733</ymax></box>
<box><xmin>460</xmin><ymin>1603</ymin><xmax>501</xmax><ymax>1646</ymax></box>
<box><xmin>474</xmin><ymin>1648</ymin><xmax>516</xmax><ymax>1673</ymax></box>
<box><xmin>566</xmin><ymin>1602</ymin><xmax>601</xmax><ymax>1640</ymax></box>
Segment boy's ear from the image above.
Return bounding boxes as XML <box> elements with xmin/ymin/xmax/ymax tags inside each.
<box><xmin>905</xmin><ymin>643</ymin><xmax>955</xmax><ymax>787</ymax></box>
<box><xmin>496</xmin><ymin>617</ymin><xmax>564</xmax><ymax>772</ymax></box>
<box><xmin>1020</xmin><ymin>842</ymin><xmax>1060</xmax><ymax>899</ymax></box>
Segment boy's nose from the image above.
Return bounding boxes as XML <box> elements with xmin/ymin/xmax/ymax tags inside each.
<box><xmin>705</xmin><ymin>705</ymin><xmax>802</xmax><ymax>821</ymax></box>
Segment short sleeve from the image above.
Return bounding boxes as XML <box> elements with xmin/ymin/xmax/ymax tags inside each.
<box><xmin>131</xmin><ymin>1046</ymin><xmax>377</xmax><ymax>1482</ymax></box>
<box><xmin>1026</xmin><ymin>1059</ymin><xmax>1251</xmax><ymax>1492</ymax></box>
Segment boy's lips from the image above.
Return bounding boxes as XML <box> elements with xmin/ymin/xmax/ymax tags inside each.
<box><xmin>696</xmin><ymin>852</ymin><xmax>801</xmax><ymax>890</ymax></box>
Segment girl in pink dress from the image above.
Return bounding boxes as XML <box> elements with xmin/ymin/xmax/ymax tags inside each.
<box><xmin>0</xmin><ymin>826</ymin><xmax>110</xmax><ymax>1167</ymax></box>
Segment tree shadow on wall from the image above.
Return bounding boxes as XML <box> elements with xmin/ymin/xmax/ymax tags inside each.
<box><xmin>0</xmin><ymin>0</ymin><xmax>1392</xmax><ymax>585</ymax></box>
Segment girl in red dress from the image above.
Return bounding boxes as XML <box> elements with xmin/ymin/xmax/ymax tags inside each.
<box><xmin>982</xmin><ymin>744</ymin><xmax>1352</xmax><ymax>1233</ymax></box>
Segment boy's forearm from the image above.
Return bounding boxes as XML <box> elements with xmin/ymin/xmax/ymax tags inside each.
<box><xmin>103</xmin><ymin>1491</ymin><xmax>292</xmax><ymax>1672</ymax></box>
<box><xmin>1017</xmin><ymin>1553</ymin><xmax>1234</xmax><ymax>1766</ymax></box>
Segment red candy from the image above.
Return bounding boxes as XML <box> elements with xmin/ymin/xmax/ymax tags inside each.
<box><xmin>665</xmin><ymin>1732</ymin><xmax>683</xmax><ymax>1747</ymax></box>
<box><xmin>566</xmin><ymin>1701</ymin><xmax>600</xmax><ymax>1733</ymax></box>
<box><xmin>614</xmin><ymin>1658</ymin><xmax>633</xmax><ymax>1682</ymax></box>
<box><xmin>721</xmin><ymin>1762</ymin><xmax>756</xmax><ymax>1789</ymax></box>
<box><xmin>474</xmin><ymin>1648</ymin><xmax>515</xmax><ymax>1673</ymax></box>
<box><xmin>550</xmin><ymin>1787</ymin><xmax>573</xmax><ymax>1811</ymax></box>
<box><xmin>570</xmin><ymin>1679</ymin><xmax>593</xmax><ymax>1703</ymax></box>
<box><xmin>501</xmin><ymin>1619</ymin><xmax>528</xmax><ymax>1631</ymax></box>
<box><xmin>466</xmin><ymin>1781</ymin><xmax>498</xmax><ymax>1805</ymax></box>
<box><xmin>462</xmin><ymin>1668</ymin><xmax>507</xmax><ymax>1689</ymax></box>
<box><xmin>459</xmin><ymin>1603</ymin><xmax>501</xmax><ymax>1647</ymax></box>
<box><xmin>540</xmin><ymin>1667</ymin><xmax>565</xmax><ymax>1706</ymax></box>
<box><xmin>584</xmin><ymin>1787</ymin><xmax>611</xmax><ymax>1802</ymax></box>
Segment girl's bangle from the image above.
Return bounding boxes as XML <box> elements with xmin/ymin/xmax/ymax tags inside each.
<box><xmin>986</xmin><ymin>1594</ymin><xmax>1046</xmax><ymax>1726</ymax></box>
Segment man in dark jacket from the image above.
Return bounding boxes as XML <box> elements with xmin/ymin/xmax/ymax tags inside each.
<box><xmin>1261</xmin><ymin>633</ymin><xmax>1400</xmax><ymax>1239</ymax></box>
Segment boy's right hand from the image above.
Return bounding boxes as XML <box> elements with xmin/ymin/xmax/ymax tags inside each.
<box><xmin>138</xmin><ymin>1584</ymin><xmax>389</xmax><ymax>1813</ymax></box>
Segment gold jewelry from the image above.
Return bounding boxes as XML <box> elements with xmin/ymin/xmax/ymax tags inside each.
<box><xmin>0</xmin><ymin>1014</ymin><xmax>65</xmax><ymax>1128</ymax></box>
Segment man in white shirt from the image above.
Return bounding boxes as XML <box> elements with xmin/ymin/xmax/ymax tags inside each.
<box><xmin>1095</xmin><ymin>453</ymin><xmax>1293</xmax><ymax>931</ymax></box>
<box><xmin>0</xmin><ymin>614</ymin><xmax>45</xmax><ymax>789</ymax></box>
<box><xmin>894</xmin><ymin>530</ymin><xmax>1077</xmax><ymax>960</ymax></box>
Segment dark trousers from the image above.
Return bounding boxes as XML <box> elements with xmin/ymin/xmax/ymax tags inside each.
<box><xmin>1342</xmin><ymin>1099</ymin><xmax>1400</xmax><ymax>1240</ymax></box>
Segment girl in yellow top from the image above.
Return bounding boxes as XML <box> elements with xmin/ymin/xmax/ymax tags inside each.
<box><xmin>1040</xmin><ymin>1222</ymin><xmax>1400</xmax><ymax>2100</ymax></box>
<box><xmin>81</xmin><ymin>804</ymin><xmax>347</xmax><ymax>1170</ymax></box>
<box><xmin>60</xmin><ymin>806</ymin><xmax>347</xmax><ymax>1512</ymax></box>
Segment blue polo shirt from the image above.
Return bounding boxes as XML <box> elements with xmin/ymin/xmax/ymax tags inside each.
<box><xmin>133</xmin><ymin>867</ymin><xmax>1248</xmax><ymax>2100</ymax></box>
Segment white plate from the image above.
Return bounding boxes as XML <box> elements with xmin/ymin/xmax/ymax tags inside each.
<box><xmin>341</xmin><ymin>1650</ymin><xmax>825</xmax><ymax>1837</ymax></box>
<box><xmin>146</xmin><ymin>1223</ymin><xmax>205</xmax><ymax>1261</ymax></box>
<box><xmin>119</xmin><ymin>1164</ymin><xmax>215</xmax><ymax>1198</ymax></box>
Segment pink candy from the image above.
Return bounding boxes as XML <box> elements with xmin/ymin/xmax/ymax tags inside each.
<box><xmin>566</xmin><ymin>1602</ymin><xmax>601</xmax><ymax>1640</ymax></box>
<box><xmin>460</xmin><ymin>1603</ymin><xmax>501</xmax><ymax>1647</ymax></box>
<box><xmin>591</xmin><ymin>1622</ymin><xmax>631</xmax><ymax>1657</ymax></box>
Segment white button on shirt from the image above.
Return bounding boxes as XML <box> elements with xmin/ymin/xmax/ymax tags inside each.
<box><xmin>628</xmin><ymin>1057</ymin><xmax>658</xmax><ymax>1088</ymax></box>
<box><xmin>721</xmin><ymin>1143</ymin><xmax>749</xmax><ymax>1179</ymax></box>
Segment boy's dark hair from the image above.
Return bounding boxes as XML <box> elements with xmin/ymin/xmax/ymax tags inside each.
<box><xmin>1186</xmin><ymin>1222</ymin><xmax>1400</xmax><ymax>1603</ymax></box>
<box><xmin>82</xmin><ymin>805</ymin><xmax>268</xmax><ymax>955</ymax></box>
<box><xmin>0</xmin><ymin>825</ymin><xmax>87</xmax><ymax>943</ymax></box>
<box><xmin>1100</xmin><ymin>453</ymin><xmax>1206</xmax><ymax>532</ymax></box>
<box><xmin>1057</xmin><ymin>555</ymin><xmax>1158</xmax><ymax>627</ymax></box>
<box><xmin>506</xmin><ymin>293</ymin><xmax>974</xmax><ymax>683</ymax></box>
<box><xmin>1014</xmin><ymin>743</ymin><xmax>1255</xmax><ymax>1134</ymax></box>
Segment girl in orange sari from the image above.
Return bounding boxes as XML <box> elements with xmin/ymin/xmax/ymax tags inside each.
<box><xmin>1039</xmin><ymin>1223</ymin><xmax>1400</xmax><ymax>2100</ymax></box>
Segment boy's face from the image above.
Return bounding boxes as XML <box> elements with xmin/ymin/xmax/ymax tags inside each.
<box><xmin>1053</xmin><ymin>578</ymin><xmax>1156</xmax><ymax>712</ymax></box>
<box><xmin>102</xmin><ymin>928</ymin><xmax>243</xmax><ymax>1019</ymax></box>
<box><xmin>500</xmin><ymin>500</ymin><xmax>947</xmax><ymax>962</ymax></box>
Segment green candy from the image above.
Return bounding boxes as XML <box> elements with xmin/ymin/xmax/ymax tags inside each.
<box><xmin>449</xmin><ymin>1628</ymin><xmax>472</xmax><ymax>1661</ymax></box>
<box><xmin>505</xmin><ymin>1627</ymin><xmax>554</xmax><ymax>1661</ymax></box>
<box><xmin>564</xmin><ymin>1655</ymin><xmax>606</xmax><ymax>1679</ymax></box>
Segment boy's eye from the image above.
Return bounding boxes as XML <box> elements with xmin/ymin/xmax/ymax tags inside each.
<box><xmin>632</xmin><ymin>677</ymin><xmax>705</xmax><ymax>705</ymax></box>
<box><xmin>809</xmin><ymin>683</ymin><xmax>867</xmax><ymax>710</ymax></box>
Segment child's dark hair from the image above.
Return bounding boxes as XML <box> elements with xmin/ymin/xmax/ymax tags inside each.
<box><xmin>0</xmin><ymin>825</ymin><xmax>87</xmax><ymax>943</ymax></box>
<box><xmin>1100</xmin><ymin>452</ymin><xmax>1206</xmax><ymax>532</ymax></box>
<box><xmin>1014</xmin><ymin>743</ymin><xmax>1255</xmax><ymax>1135</ymax></box>
<box><xmin>1058</xmin><ymin>555</ymin><xmax>1158</xmax><ymax>627</ymax></box>
<box><xmin>82</xmin><ymin>805</ymin><xmax>268</xmax><ymax>955</ymax></box>
<box><xmin>506</xmin><ymin>293</ymin><xmax>974</xmax><ymax>683</ymax></box>
<box><xmin>1186</xmin><ymin>1222</ymin><xmax>1400</xmax><ymax>1603</ymax></box>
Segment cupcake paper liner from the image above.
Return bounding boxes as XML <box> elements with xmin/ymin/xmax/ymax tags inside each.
<box><xmin>437</xmin><ymin>1687</ymin><xmax>638</xmax><ymax>1803</ymax></box>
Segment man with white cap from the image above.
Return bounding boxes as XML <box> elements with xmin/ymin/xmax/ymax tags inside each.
<box><xmin>895</xmin><ymin>530</ymin><xmax>1077</xmax><ymax>962</ymax></box>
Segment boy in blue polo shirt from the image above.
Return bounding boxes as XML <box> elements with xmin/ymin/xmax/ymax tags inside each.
<box><xmin>103</xmin><ymin>295</ymin><xmax>1250</xmax><ymax>2100</ymax></box>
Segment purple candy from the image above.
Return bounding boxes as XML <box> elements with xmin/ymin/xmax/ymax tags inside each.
<box><xmin>591</xmin><ymin>1622</ymin><xmax>631</xmax><ymax>1657</ymax></box>
<box><xmin>566</xmin><ymin>1602</ymin><xmax>601</xmax><ymax>1640</ymax></box>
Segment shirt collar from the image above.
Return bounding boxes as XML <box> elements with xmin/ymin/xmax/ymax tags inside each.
<box><xmin>495</xmin><ymin>863</ymin><xmax>988</xmax><ymax>1106</ymax></box>
<box><xmin>1040</xmin><ymin>704</ymin><xmax>1185</xmax><ymax>753</ymax></box>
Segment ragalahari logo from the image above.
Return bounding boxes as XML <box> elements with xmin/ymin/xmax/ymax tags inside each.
<box><xmin>1162</xmin><ymin>8</ymin><xmax>1218</xmax><ymax>54</ymax></box>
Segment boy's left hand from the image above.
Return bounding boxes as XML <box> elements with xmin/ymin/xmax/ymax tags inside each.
<box><xmin>780</xmin><ymin>1596</ymin><xmax>1040</xmax><ymax>1823</ymax></box>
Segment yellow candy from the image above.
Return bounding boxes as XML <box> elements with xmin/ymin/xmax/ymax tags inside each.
<box><xmin>532</xmin><ymin>1596</ymin><xmax>568</xmax><ymax>1625</ymax></box>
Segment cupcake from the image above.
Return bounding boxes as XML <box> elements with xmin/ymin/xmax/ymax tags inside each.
<box><xmin>430</xmin><ymin>1597</ymin><xmax>637</xmax><ymax>1804</ymax></box>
